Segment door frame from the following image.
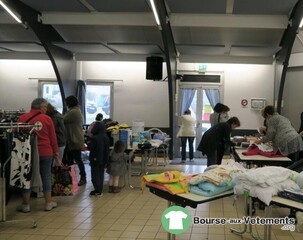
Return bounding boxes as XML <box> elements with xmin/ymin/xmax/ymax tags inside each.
<box><xmin>174</xmin><ymin>73</ymin><xmax>224</xmax><ymax>159</ymax></box>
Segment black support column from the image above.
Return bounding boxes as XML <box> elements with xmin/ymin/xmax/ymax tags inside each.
<box><xmin>154</xmin><ymin>0</ymin><xmax>177</xmax><ymax>159</ymax></box>
<box><xmin>275</xmin><ymin>0</ymin><xmax>303</xmax><ymax>113</ymax></box>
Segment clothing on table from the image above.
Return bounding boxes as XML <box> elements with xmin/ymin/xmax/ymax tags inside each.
<box><xmin>197</xmin><ymin>121</ymin><xmax>234</xmax><ymax>166</ymax></box>
<box><xmin>260</xmin><ymin>112</ymin><xmax>303</xmax><ymax>159</ymax></box>
<box><xmin>177</xmin><ymin>114</ymin><xmax>196</xmax><ymax>161</ymax></box>
<box><xmin>87</xmin><ymin>122</ymin><xmax>110</xmax><ymax>193</ymax></box>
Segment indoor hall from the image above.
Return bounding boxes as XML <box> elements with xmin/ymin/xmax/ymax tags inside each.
<box><xmin>1</xmin><ymin>1</ymin><xmax>303</xmax><ymax>239</ymax></box>
<box><xmin>0</xmin><ymin>158</ymin><xmax>302</xmax><ymax>240</ymax></box>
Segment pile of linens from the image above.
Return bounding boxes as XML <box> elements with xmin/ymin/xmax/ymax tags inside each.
<box><xmin>188</xmin><ymin>163</ymin><xmax>246</xmax><ymax>197</ymax></box>
<box><xmin>234</xmin><ymin>166</ymin><xmax>301</xmax><ymax>205</ymax></box>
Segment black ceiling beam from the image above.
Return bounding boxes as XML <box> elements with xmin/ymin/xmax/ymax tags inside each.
<box><xmin>6</xmin><ymin>0</ymin><xmax>77</xmax><ymax>112</ymax></box>
<box><xmin>275</xmin><ymin>0</ymin><xmax>303</xmax><ymax>113</ymax></box>
<box><xmin>154</xmin><ymin>0</ymin><xmax>177</xmax><ymax>159</ymax></box>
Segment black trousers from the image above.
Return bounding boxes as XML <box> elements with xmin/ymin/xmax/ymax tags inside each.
<box><xmin>180</xmin><ymin>137</ymin><xmax>195</xmax><ymax>160</ymax></box>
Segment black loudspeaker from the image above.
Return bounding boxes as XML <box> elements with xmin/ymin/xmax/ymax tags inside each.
<box><xmin>146</xmin><ymin>56</ymin><xmax>163</xmax><ymax>80</ymax></box>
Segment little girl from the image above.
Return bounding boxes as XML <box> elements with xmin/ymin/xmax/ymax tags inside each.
<box><xmin>107</xmin><ymin>140</ymin><xmax>127</xmax><ymax>193</ymax></box>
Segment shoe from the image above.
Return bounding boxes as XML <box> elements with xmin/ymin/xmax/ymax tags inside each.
<box><xmin>113</xmin><ymin>186</ymin><xmax>121</xmax><ymax>193</ymax></box>
<box><xmin>95</xmin><ymin>192</ymin><xmax>103</xmax><ymax>197</ymax></box>
<box><xmin>17</xmin><ymin>204</ymin><xmax>30</xmax><ymax>213</ymax></box>
<box><xmin>190</xmin><ymin>159</ymin><xmax>194</xmax><ymax>162</ymax></box>
<box><xmin>181</xmin><ymin>160</ymin><xmax>186</xmax><ymax>164</ymax></box>
<box><xmin>90</xmin><ymin>190</ymin><xmax>103</xmax><ymax>197</ymax></box>
<box><xmin>78</xmin><ymin>177</ymin><xmax>87</xmax><ymax>186</ymax></box>
<box><xmin>108</xmin><ymin>186</ymin><xmax>114</xmax><ymax>193</ymax></box>
<box><xmin>45</xmin><ymin>202</ymin><xmax>57</xmax><ymax>211</ymax></box>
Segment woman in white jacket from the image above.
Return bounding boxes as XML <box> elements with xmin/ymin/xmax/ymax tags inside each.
<box><xmin>177</xmin><ymin>109</ymin><xmax>196</xmax><ymax>163</ymax></box>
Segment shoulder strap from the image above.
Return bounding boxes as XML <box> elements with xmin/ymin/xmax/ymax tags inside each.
<box><xmin>24</xmin><ymin>112</ymin><xmax>41</xmax><ymax>123</ymax></box>
<box><xmin>217</xmin><ymin>113</ymin><xmax>221</xmax><ymax>123</ymax></box>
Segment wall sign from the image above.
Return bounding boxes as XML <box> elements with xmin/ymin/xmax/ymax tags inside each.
<box><xmin>241</xmin><ymin>99</ymin><xmax>248</xmax><ymax>107</ymax></box>
<box><xmin>251</xmin><ymin>98</ymin><xmax>266</xmax><ymax>110</ymax></box>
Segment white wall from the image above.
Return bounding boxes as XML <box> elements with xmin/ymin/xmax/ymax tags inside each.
<box><xmin>0</xmin><ymin>60</ymin><xmax>55</xmax><ymax>111</ymax></box>
<box><xmin>0</xmin><ymin>59</ymin><xmax>275</xmax><ymax>130</ymax></box>
<box><xmin>81</xmin><ymin>61</ymin><xmax>169</xmax><ymax>128</ymax></box>
<box><xmin>178</xmin><ymin>63</ymin><xmax>275</xmax><ymax>129</ymax></box>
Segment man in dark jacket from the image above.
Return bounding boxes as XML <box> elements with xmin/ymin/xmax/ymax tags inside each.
<box><xmin>87</xmin><ymin>121</ymin><xmax>110</xmax><ymax>196</ymax></box>
<box><xmin>197</xmin><ymin>116</ymin><xmax>240</xmax><ymax>166</ymax></box>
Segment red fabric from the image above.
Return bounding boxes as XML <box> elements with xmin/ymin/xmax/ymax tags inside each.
<box><xmin>242</xmin><ymin>144</ymin><xmax>283</xmax><ymax>158</ymax></box>
<box><xmin>18</xmin><ymin>109</ymin><xmax>58</xmax><ymax>157</ymax></box>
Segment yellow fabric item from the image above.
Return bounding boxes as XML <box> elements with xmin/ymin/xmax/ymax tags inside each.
<box><xmin>141</xmin><ymin>171</ymin><xmax>189</xmax><ymax>194</ymax></box>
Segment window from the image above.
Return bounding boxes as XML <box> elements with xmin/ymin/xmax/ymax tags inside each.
<box><xmin>85</xmin><ymin>83</ymin><xmax>112</xmax><ymax>124</ymax></box>
<box><xmin>39</xmin><ymin>81</ymin><xmax>63</xmax><ymax>113</ymax></box>
<box><xmin>39</xmin><ymin>81</ymin><xmax>113</xmax><ymax>124</ymax></box>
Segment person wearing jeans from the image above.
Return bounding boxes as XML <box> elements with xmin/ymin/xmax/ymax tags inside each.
<box><xmin>177</xmin><ymin>109</ymin><xmax>196</xmax><ymax>163</ymax></box>
<box><xmin>17</xmin><ymin>98</ymin><xmax>59</xmax><ymax>212</ymax></box>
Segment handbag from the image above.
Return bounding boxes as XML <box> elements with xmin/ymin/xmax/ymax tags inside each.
<box><xmin>51</xmin><ymin>164</ymin><xmax>78</xmax><ymax>196</ymax></box>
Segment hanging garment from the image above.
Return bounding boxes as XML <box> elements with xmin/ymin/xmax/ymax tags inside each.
<box><xmin>10</xmin><ymin>134</ymin><xmax>32</xmax><ymax>189</ymax></box>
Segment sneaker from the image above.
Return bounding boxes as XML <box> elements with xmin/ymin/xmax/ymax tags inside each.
<box><xmin>89</xmin><ymin>190</ymin><xmax>96</xmax><ymax>196</ymax></box>
<box><xmin>90</xmin><ymin>191</ymin><xmax>103</xmax><ymax>197</ymax></box>
<box><xmin>181</xmin><ymin>160</ymin><xmax>186</xmax><ymax>164</ymax></box>
<box><xmin>190</xmin><ymin>159</ymin><xmax>194</xmax><ymax>162</ymax></box>
<box><xmin>17</xmin><ymin>204</ymin><xmax>30</xmax><ymax>213</ymax></box>
<box><xmin>95</xmin><ymin>192</ymin><xmax>103</xmax><ymax>197</ymax></box>
<box><xmin>78</xmin><ymin>178</ymin><xmax>87</xmax><ymax>186</ymax></box>
<box><xmin>45</xmin><ymin>201</ymin><xmax>57</xmax><ymax>211</ymax></box>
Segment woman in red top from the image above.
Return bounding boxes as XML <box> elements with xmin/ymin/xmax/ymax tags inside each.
<box><xmin>17</xmin><ymin>98</ymin><xmax>59</xmax><ymax>212</ymax></box>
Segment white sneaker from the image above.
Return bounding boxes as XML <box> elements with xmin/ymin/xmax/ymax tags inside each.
<box><xmin>45</xmin><ymin>201</ymin><xmax>57</xmax><ymax>211</ymax></box>
<box><xmin>17</xmin><ymin>204</ymin><xmax>30</xmax><ymax>213</ymax></box>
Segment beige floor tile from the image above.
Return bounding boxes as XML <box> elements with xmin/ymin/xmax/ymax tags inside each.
<box><xmin>119</xmin><ymin>231</ymin><xmax>140</xmax><ymax>238</ymax></box>
<box><xmin>137</xmin><ymin>231</ymin><xmax>157</xmax><ymax>239</ymax></box>
<box><xmin>2</xmin><ymin>163</ymin><xmax>300</xmax><ymax>240</ymax></box>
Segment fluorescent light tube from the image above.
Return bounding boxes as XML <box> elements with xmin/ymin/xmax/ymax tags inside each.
<box><xmin>300</xmin><ymin>17</ymin><xmax>303</xmax><ymax>28</ymax></box>
<box><xmin>0</xmin><ymin>0</ymin><xmax>22</xmax><ymax>23</ymax></box>
<box><xmin>150</xmin><ymin>0</ymin><xmax>160</xmax><ymax>26</ymax></box>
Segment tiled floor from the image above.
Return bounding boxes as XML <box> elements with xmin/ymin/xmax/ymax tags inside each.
<box><xmin>0</xmin><ymin>157</ymin><xmax>302</xmax><ymax>240</ymax></box>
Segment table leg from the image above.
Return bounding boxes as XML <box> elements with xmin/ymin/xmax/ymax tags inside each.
<box><xmin>230</xmin><ymin>196</ymin><xmax>259</xmax><ymax>239</ymax></box>
<box><xmin>167</xmin><ymin>200</ymin><xmax>175</xmax><ymax>240</ymax></box>
<box><xmin>264</xmin><ymin>205</ymin><xmax>272</xmax><ymax>240</ymax></box>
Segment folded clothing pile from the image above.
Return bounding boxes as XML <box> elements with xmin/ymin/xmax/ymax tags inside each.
<box><xmin>234</xmin><ymin>166</ymin><xmax>300</xmax><ymax>205</ymax></box>
<box><xmin>188</xmin><ymin>163</ymin><xmax>246</xmax><ymax>197</ymax></box>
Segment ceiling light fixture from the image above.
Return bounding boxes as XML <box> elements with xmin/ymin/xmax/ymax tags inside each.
<box><xmin>0</xmin><ymin>0</ymin><xmax>22</xmax><ymax>23</ymax></box>
<box><xmin>150</xmin><ymin>0</ymin><xmax>160</xmax><ymax>26</ymax></box>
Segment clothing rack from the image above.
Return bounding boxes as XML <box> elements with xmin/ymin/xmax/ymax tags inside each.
<box><xmin>0</xmin><ymin>123</ymin><xmax>38</xmax><ymax>228</ymax></box>
<box><xmin>1</xmin><ymin>110</ymin><xmax>26</xmax><ymax>122</ymax></box>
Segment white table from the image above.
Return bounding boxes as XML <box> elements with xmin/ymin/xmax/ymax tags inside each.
<box><xmin>147</xmin><ymin>184</ymin><xmax>234</xmax><ymax>240</ymax></box>
<box><xmin>264</xmin><ymin>196</ymin><xmax>303</xmax><ymax>240</ymax></box>
<box><xmin>233</xmin><ymin>148</ymin><xmax>291</xmax><ymax>168</ymax></box>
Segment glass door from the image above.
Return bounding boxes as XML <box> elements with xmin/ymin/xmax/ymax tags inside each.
<box><xmin>177</xmin><ymin>87</ymin><xmax>220</xmax><ymax>158</ymax></box>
